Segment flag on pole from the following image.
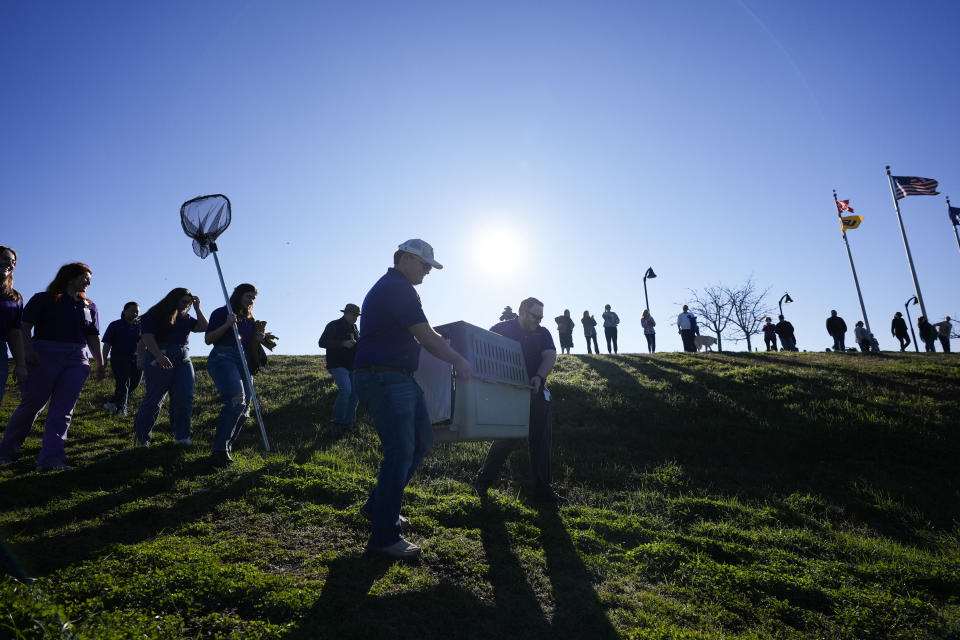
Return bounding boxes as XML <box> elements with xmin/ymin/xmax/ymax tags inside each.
<box><xmin>892</xmin><ymin>176</ymin><xmax>939</xmax><ymax>199</ymax></box>
<box><xmin>949</xmin><ymin>206</ymin><xmax>960</xmax><ymax>226</ymax></box>
<box><xmin>840</xmin><ymin>215</ymin><xmax>863</xmax><ymax>230</ymax></box>
<box><xmin>836</xmin><ymin>199</ymin><xmax>854</xmax><ymax>214</ymax></box>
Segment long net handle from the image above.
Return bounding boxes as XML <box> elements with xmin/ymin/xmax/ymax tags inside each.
<box><xmin>211</xmin><ymin>249</ymin><xmax>271</xmax><ymax>452</ymax></box>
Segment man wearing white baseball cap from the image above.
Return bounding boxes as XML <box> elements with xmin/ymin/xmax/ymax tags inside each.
<box><xmin>353</xmin><ymin>239</ymin><xmax>473</xmax><ymax>558</ymax></box>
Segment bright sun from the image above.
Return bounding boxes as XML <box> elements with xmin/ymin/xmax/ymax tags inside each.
<box><xmin>472</xmin><ymin>225</ymin><xmax>525</xmax><ymax>276</ymax></box>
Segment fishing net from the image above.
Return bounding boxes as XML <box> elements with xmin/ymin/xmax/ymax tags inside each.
<box><xmin>180</xmin><ymin>194</ymin><xmax>232</xmax><ymax>258</ymax></box>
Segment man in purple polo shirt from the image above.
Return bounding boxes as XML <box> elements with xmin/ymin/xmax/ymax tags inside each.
<box><xmin>353</xmin><ymin>238</ymin><xmax>474</xmax><ymax>559</ymax></box>
<box><xmin>473</xmin><ymin>297</ymin><xmax>567</xmax><ymax>505</ymax></box>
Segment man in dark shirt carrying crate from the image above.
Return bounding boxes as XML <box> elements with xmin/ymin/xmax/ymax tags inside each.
<box><xmin>473</xmin><ymin>297</ymin><xmax>567</xmax><ymax>505</ymax></box>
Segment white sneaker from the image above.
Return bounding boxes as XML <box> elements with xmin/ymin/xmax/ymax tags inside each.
<box><xmin>368</xmin><ymin>538</ymin><xmax>421</xmax><ymax>559</ymax></box>
<box><xmin>103</xmin><ymin>401</ymin><xmax>117</xmax><ymax>412</ymax></box>
<box><xmin>134</xmin><ymin>438</ymin><xmax>151</xmax><ymax>448</ymax></box>
<box><xmin>174</xmin><ymin>438</ymin><xmax>194</xmax><ymax>447</ymax></box>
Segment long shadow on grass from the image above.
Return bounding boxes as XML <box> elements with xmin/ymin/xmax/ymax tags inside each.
<box><xmin>602</xmin><ymin>355</ymin><xmax>960</xmax><ymax>538</ymax></box>
<box><xmin>1</xmin><ymin>452</ymin><xmax>269</xmax><ymax>577</ymax></box>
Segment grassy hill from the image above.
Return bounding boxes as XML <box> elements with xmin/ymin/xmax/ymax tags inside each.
<box><xmin>1</xmin><ymin>352</ymin><xmax>959</xmax><ymax>639</ymax></box>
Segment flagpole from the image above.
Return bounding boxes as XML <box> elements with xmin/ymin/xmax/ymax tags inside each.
<box><xmin>948</xmin><ymin>196</ymin><xmax>960</xmax><ymax>257</ymax></box>
<box><xmin>834</xmin><ymin>190</ymin><xmax>871</xmax><ymax>334</ymax></box>
<box><xmin>885</xmin><ymin>166</ymin><xmax>929</xmax><ymax>322</ymax></box>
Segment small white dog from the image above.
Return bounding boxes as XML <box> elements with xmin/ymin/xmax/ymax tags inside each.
<box><xmin>694</xmin><ymin>335</ymin><xmax>717</xmax><ymax>352</ymax></box>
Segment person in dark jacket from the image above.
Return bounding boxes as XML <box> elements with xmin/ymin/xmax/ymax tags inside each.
<box><xmin>775</xmin><ymin>315</ymin><xmax>797</xmax><ymax>351</ymax></box>
<box><xmin>318</xmin><ymin>303</ymin><xmax>361</xmax><ymax>435</ymax></box>
<box><xmin>917</xmin><ymin>316</ymin><xmax>937</xmax><ymax>353</ymax></box>
<box><xmin>891</xmin><ymin>312</ymin><xmax>910</xmax><ymax>352</ymax></box>
<box><xmin>826</xmin><ymin>310</ymin><xmax>847</xmax><ymax>351</ymax></box>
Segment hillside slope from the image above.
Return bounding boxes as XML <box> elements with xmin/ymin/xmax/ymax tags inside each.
<box><xmin>2</xmin><ymin>352</ymin><xmax>959</xmax><ymax>639</ymax></box>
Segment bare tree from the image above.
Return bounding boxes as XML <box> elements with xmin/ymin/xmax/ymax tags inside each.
<box><xmin>725</xmin><ymin>276</ymin><xmax>774</xmax><ymax>352</ymax></box>
<box><xmin>687</xmin><ymin>285</ymin><xmax>734</xmax><ymax>352</ymax></box>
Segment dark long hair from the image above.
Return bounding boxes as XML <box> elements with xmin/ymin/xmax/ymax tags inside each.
<box><xmin>143</xmin><ymin>288</ymin><xmax>191</xmax><ymax>328</ymax></box>
<box><xmin>0</xmin><ymin>246</ymin><xmax>22</xmax><ymax>303</ymax></box>
<box><xmin>46</xmin><ymin>262</ymin><xmax>92</xmax><ymax>301</ymax></box>
<box><xmin>229</xmin><ymin>283</ymin><xmax>258</xmax><ymax>320</ymax></box>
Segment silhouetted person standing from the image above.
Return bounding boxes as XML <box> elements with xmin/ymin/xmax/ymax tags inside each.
<box><xmin>641</xmin><ymin>309</ymin><xmax>656</xmax><ymax>353</ymax></box>
<box><xmin>917</xmin><ymin>316</ymin><xmax>937</xmax><ymax>353</ymax></box>
<box><xmin>934</xmin><ymin>317</ymin><xmax>952</xmax><ymax>353</ymax></box>
<box><xmin>554</xmin><ymin>309</ymin><xmax>575</xmax><ymax>355</ymax></box>
<box><xmin>677</xmin><ymin>305</ymin><xmax>698</xmax><ymax>352</ymax></box>
<box><xmin>581</xmin><ymin>310</ymin><xmax>599</xmax><ymax>354</ymax></box>
<box><xmin>775</xmin><ymin>315</ymin><xmax>797</xmax><ymax>351</ymax></box>
<box><xmin>602</xmin><ymin>304</ymin><xmax>620</xmax><ymax>354</ymax></box>
<box><xmin>826</xmin><ymin>310</ymin><xmax>847</xmax><ymax>352</ymax></box>
<box><xmin>891</xmin><ymin>312</ymin><xmax>910</xmax><ymax>352</ymax></box>
<box><xmin>762</xmin><ymin>317</ymin><xmax>778</xmax><ymax>351</ymax></box>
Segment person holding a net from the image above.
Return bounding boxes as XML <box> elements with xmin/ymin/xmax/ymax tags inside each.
<box><xmin>133</xmin><ymin>288</ymin><xmax>208</xmax><ymax>447</ymax></box>
<box><xmin>204</xmin><ymin>283</ymin><xmax>265</xmax><ymax>467</ymax></box>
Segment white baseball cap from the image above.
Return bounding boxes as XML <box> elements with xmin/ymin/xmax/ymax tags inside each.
<box><xmin>398</xmin><ymin>239</ymin><xmax>443</xmax><ymax>269</ymax></box>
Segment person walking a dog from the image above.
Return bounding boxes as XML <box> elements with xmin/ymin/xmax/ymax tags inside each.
<box><xmin>677</xmin><ymin>305</ymin><xmax>699</xmax><ymax>352</ymax></box>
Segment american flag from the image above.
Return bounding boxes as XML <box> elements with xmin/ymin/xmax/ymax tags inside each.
<box><xmin>892</xmin><ymin>175</ymin><xmax>939</xmax><ymax>200</ymax></box>
<box><xmin>835</xmin><ymin>199</ymin><xmax>854</xmax><ymax>214</ymax></box>
<box><xmin>949</xmin><ymin>206</ymin><xmax>960</xmax><ymax>226</ymax></box>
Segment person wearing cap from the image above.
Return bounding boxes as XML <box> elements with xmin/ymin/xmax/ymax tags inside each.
<box><xmin>318</xmin><ymin>303</ymin><xmax>361</xmax><ymax>435</ymax></box>
<box><xmin>473</xmin><ymin>296</ymin><xmax>567</xmax><ymax>504</ymax></box>
<box><xmin>353</xmin><ymin>239</ymin><xmax>474</xmax><ymax>559</ymax></box>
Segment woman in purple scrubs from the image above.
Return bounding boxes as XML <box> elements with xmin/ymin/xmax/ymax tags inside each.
<box><xmin>0</xmin><ymin>262</ymin><xmax>105</xmax><ymax>471</ymax></box>
<box><xmin>101</xmin><ymin>301</ymin><xmax>142</xmax><ymax>417</ymax></box>
<box><xmin>0</xmin><ymin>246</ymin><xmax>28</xmax><ymax>409</ymax></box>
<box><xmin>133</xmin><ymin>288</ymin><xmax>208</xmax><ymax>447</ymax></box>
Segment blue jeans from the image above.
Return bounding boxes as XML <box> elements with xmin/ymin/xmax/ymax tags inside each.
<box><xmin>207</xmin><ymin>346</ymin><xmax>251</xmax><ymax>452</ymax></box>
<box><xmin>110</xmin><ymin>352</ymin><xmax>142</xmax><ymax>412</ymax></box>
<box><xmin>354</xmin><ymin>370</ymin><xmax>433</xmax><ymax>547</ymax></box>
<box><xmin>329</xmin><ymin>367</ymin><xmax>358</xmax><ymax>426</ymax></box>
<box><xmin>134</xmin><ymin>345</ymin><xmax>194</xmax><ymax>443</ymax></box>
<box><xmin>832</xmin><ymin>334</ymin><xmax>845</xmax><ymax>351</ymax></box>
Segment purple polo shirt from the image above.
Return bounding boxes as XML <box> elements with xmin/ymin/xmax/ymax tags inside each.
<box><xmin>102</xmin><ymin>319</ymin><xmax>142</xmax><ymax>356</ymax></box>
<box><xmin>207</xmin><ymin>306</ymin><xmax>254</xmax><ymax>350</ymax></box>
<box><xmin>489</xmin><ymin>318</ymin><xmax>556</xmax><ymax>379</ymax></box>
<box><xmin>23</xmin><ymin>292</ymin><xmax>100</xmax><ymax>344</ymax></box>
<box><xmin>141</xmin><ymin>312</ymin><xmax>198</xmax><ymax>346</ymax></box>
<box><xmin>354</xmin><ymin>268</ymin><xmax>428</xmax><ymax>372</ymax></box>
<box><xmin>0</xmin><ymin>295</ymin><xmax>23</xmax><ymax>338</ymax></box>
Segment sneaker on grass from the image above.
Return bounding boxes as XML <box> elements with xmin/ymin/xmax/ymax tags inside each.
<box><xmin>36</xmin><ymin>463</ymin><xmax>72</xmax><ymax>472</ymax></box>
<box><xmin>174</xmin><ymin>438</ymin><xmax>194</xmax><ymax>447</ymax></box>
<box><xmin>368</xmin><ymin>538</ymin><xmax>421</xmax><ymax>559</ymax></box>
<box><xmin>103</xmin><ymin>401</ymin><xmax>118</xmax><ymax>412</ymax></box>
<box><xmin>359</xmin><ymin>504</ymin><xmax>409</xmax><ymax>527</ymax></box>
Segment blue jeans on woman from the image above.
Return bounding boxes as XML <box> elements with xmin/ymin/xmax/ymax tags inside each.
<box><xmin>328</xmin><ymin>367</ymin><xmax>358</xmax><ymax>427</ymax></box>
<box><xmin>207</xmin><ymin>345</ymin><xmax>251</xmax><ymax>452</ymax></box>
<box><xmin>354</xmin><ymin>370</ymin><xmax>433</xmax><ymax>547</ymax></box>
<box><xmin>110</xmin><ymin>352</ymin><xmax>142</xmax><ymax>413</ymax></box>
<box><xmin>0</xmin><ymin>339</ymin><xmax>8</xmax><ymax>405</ymax></box>
<box><xmin>134</xmin><ymin>345</ymin><xmax>195</xmax><ymax>444</ymax></box>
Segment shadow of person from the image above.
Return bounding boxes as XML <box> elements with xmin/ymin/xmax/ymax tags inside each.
<box><xmin>535</xmin><ymin>505</ymin><xmax>619</xmax><ymax>639</ymax></box>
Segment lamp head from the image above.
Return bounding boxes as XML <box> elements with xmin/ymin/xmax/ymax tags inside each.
<box><xmin>644</xmin><ymin>267</ymin><xmax>657</xmax><ymax>279</ymax></box>
<box><xmin>784</xmin><ymin>293</ymin><xmax>793</xmax><ymax>304</ymax></box>
<box><xmin>908</xmin><ymin>296</ymin><xmax>919</xmax><ymax>306</ymax></box>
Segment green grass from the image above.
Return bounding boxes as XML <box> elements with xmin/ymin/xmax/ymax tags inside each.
<box><xmin>2</xmin><ymin>351</ymin><xmax>959</xmax><ymax>639</ymax></box>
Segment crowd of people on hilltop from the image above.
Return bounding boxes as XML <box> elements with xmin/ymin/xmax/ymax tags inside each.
<box><xmin>0</xmin><ymin>245</ymin><xmax>273</xmax><ymax>473</ymax></box>
<box><xmin>1</xmin><ymin>239</ymin><xmax>955</xmax><ymax>559</ymax></box>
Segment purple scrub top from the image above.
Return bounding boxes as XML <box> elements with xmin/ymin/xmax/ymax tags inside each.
<box><xmin>102</xmin><ymin>318</ymin><xmax>142</xmax><ymax>355</ymax></box>
<box><xmin>141</xmin><ymin>312</ymin><xmax>198</xmax><ymax>346</ymax></box>
<box><xmin>207</xmin><ymin>306</ymin><xmax>254</xmax><ymax>350</ymax></box>
<box><xmin>0</xmin><ymin>295</ymin><xmax>23</xmax><ymax>338</ymax></box>
<box><xmin>23</xmin><ymin>292</ymin><xmax>99</xmax><ymax>344</ymax></box>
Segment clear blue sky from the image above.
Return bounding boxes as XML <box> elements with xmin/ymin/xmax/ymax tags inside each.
<box><xmin>2</xmin><ymin>1</ymin><xmax>958</xmax><ymax>354</ymax></box>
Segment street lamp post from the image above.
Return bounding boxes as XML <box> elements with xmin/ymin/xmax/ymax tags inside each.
<box><xmin>778</xmin><ymin>292</ymin><xmax>793</xmax><ymax>318</ymax></box>
<box><xmin>642</xmin><ymin>267</ymin><xmax>657</xmax><ymax>312</ymax></box>
<box><xmin>904</xmin><ymin>296</ymin><xmax>920</xmax><ymax>353</ymax></box>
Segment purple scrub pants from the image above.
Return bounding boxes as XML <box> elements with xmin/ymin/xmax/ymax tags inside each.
<box><xmin>0</xmin><ymin>339</ymin><xmax>90</xmax><ymax>467</ymax></box>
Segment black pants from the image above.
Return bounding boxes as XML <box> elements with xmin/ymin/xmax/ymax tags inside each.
<box><xmin>680</xmin><ymin>329</ymin><xmax>696</xmax><ymax>352</ymax></box>
<box><xmin>764</xmin><ymin>336</ymin><xmax>777</xmax><ymax>351</ymax></box>
<box><xmin>604</xmin><ymin>327</ymin><xmax>618</xmax><ymax>354</ymax></box>
<box><xmin>895</xmin><ymin>333</ymin><xmax>910</xmax><ymax>351</ymax></box>
<box><xmin>644</xmin><ymin>333</ymin><xmax>656</xmax><ymax>353</ymax></box>
<box><xmin>110</xmin><ymin>352</ymin><xmax>143</xmax><ymax>412</ymax></box>
<box><xmin>584</xmin><ymin>334</ymin><xmax>599</xmax><ymax>354</ymax></box>
<box><xmin>476</xmin><ymin>390</ymin><xmax>552</xmax><ymax>491</ymax></box>
<box><xmin>940</xmin><ymin>336</ymin><xmax>951</xmax><ymax>353</ymax></box>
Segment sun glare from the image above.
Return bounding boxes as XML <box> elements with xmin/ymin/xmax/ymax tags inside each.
<box><xmin>472</xmin><ymin>225</ymin><xmax>525</xmax><ymax>276</ymax></box>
